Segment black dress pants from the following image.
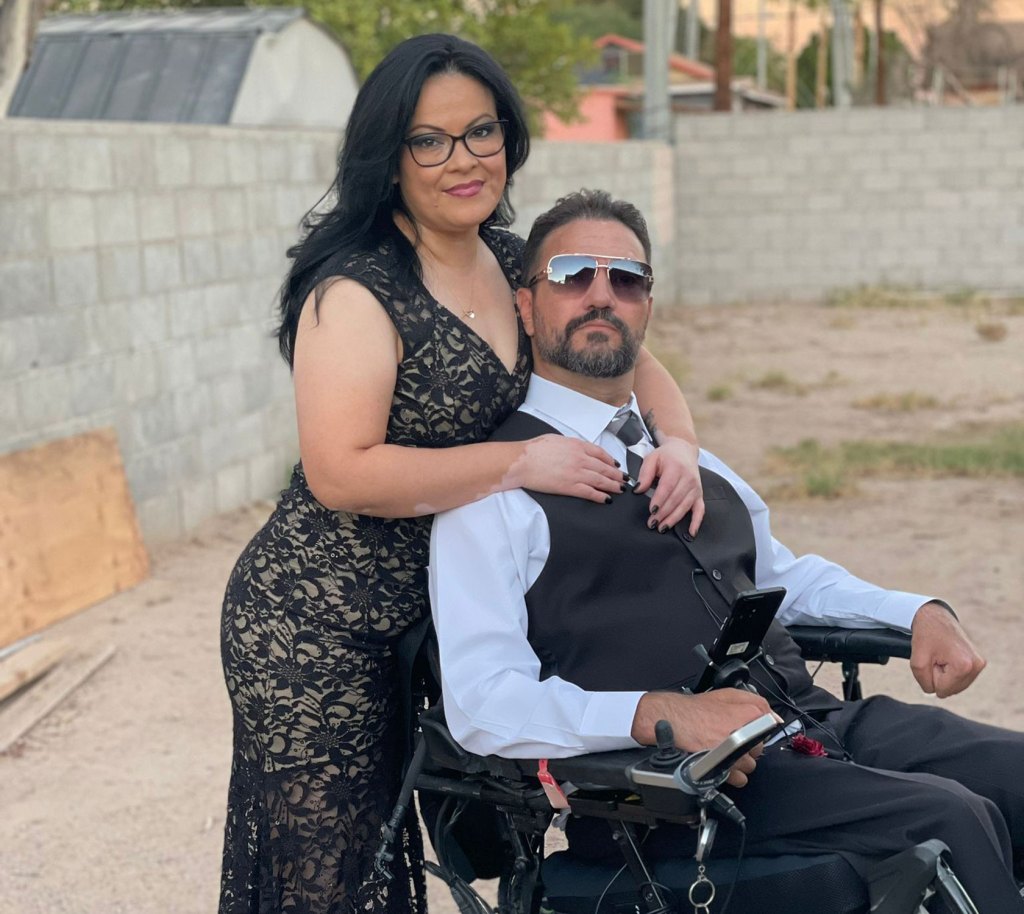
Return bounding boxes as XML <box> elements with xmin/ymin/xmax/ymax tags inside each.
<box><xmin>579</xmin><ymin>696</ymin><xmax>1024</xmax><ymax>911</ymax></box>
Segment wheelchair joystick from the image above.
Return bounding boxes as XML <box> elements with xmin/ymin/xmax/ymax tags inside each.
<box><xmin>649</xmin><ymin>719</ymin><xmax>685</xmax><ymax>770</ymax></box>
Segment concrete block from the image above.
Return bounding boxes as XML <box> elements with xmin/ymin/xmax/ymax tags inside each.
<box><xmin>156</xmin><ymin>339</ymin><xmax>197</xmax><ymax>391</ymax></box>
<box><xmin>0</xmin><ymin>317</ymin><xmax>39</xmax><ymax>379</ymax></box>
<box><xmin>274</xmin><ymin>186</ymin><xmax>311</xmax><ymax>230</ymax></box>
<box><xmin>180</xmin><ymin>476</ymin><xmax>216</xmax><ymax>531</ymax></box>
<box><xmin>195</xmin><ymin>333</ymin><xmax>235</xmax><ymax>379</ymax></box>
<box><xmin>93</xmin><ymin>191</ymin><xmax>140</xmax><ymax>246</ymax></box>
<box><xmin>68</xmin><ymin>356</ymin><xmax>117</xmax><ymax>416</ymax></box>
<box><xmin>246</xmin><ymin>186</ymin><xmax>278</xmax><ymax>227</ymax></box>
<box><xmin>176</xmin><ymin>189</ymin><xmax>216</xmax><ymax>237</ymax></box>
<box><xmin>216</xmin><ymin>235</ymin><xmax>254</xmax><ymax>281</ymax></box>
<box><xmin>216</xmin><ymin>461</ymin><xmax>250</xmax><ymax>513</ymax></box>
<box><xmin>202</xmin><ymin>282</ymin><xmax>242</xmax><ymax>329</ymax></box>
<box><xmin>154</xmin><ymin>136</ymin><xmax>193</xmax><ymax>187</ymax></box>
<box><xmin>142</xmin><ymin>242</ymin><xmax>183</xmax><ymax>294</ymax></box>
<box><xmin>110</xmin><ymin>133</ymin><xmax>155</xmax><ymax>189</ymax></box>
<box><xmin>213</xmin><ymin>189</ymin><xmax>248</xmax><ymax>234</ymax></box>
<box><xmin>290</xmin><ymin>141</ymin><xmax>319</xmax><ymax>182</ymax></box>
<box><xmin>51</xmin><ymin>249</ymin><xmax>100</xmax><ymax>307</ymax></box>
<box><xmin>98</xmin><ymin>246</ymin><xmax>143</xmax><ymax>301</ymax></box>
<box><xmin>46</xmin><ymin>194</ymin><xmax>96</xmax><ymax>251</ymax></box>
<box><xmin>129</xmin><ymin>295</ymin><xmax>170</xmax><ymax>346</ymax></box>
<box><xmin>0</xmin><ymin>130</ymin><xmax>13</xmax><ymax>194</ymax></box>
<box><xmin>0</xmin><ymin>258</ymin><xmax>52</xmax><ymax>317</ymax></box>
<box><xmin>172</xmin><ymin>383</ymin><xmax>214</xmax><ymax>434</ymax></box>
<box><xmin>12</xmin><ymin>132</ymin><xmax>68</xmax><ymax>191</ymax></box>
<box><xmin>138</xmin><ymin>192</ymin><xmax>178</xmax><ymax>242</ymax></box>
<box><xmin>135</xmin><ymin>491</ymin><xmax>183</xmax><ymax>544</ymax></box>
<box><xmin>0</xmin><ymin>379</ymin><xmax>20</xmax><ymax>437</ymax></box>
<box><xmin>180</xmin><ymin>238</ymin><xmax>221</xmax><ymax>286</ymax></box>
<box><xmin>129</xmin><ymin>392</ymin><xmax>181</xmax><ymax>449</ymax></box>
<box><xmin>259</xmin><ymin>142</ymin><xmax>291</xmax><ymax>181</ymax></box>
<box><xmin>17</xmin><ymin>366</ymin><xmax>72</xmax><ymax>427</ymax></box>
<box><xmin>262</xmin><ymin>399</ymin><xmax>297</xmax><ymax>448</ymax></box>
<box><xmin>0</xmin><ymin>196</ymin><xmax>47</xmax><ymax>257</ymax></box>
<box><xmin>248</xmin><ymin>451</ymin><xmax>284</xmax><ymax>500</ymax></box>
<box><xmin>33</xmin><ymin>311</ymin><xmax>90</xmax><ymax>367</ymax></box>
<box><xmin>193</xmin><ymin>138</ymin><xmax>230</xmax><ymax>187</ymax></box>
<box><xmin>211</xmin><ymin>373</ymin><xmax>246</xmax><ymax>420</ymax></box>
<box><xmin>225</xmin><ymin>140</ymin><xmax>261</xmax><ymax>186</ymax></box>
<box><xmin>66</xmin><ymin>137</ymin><xmax>114</xmax><ymax>191</ymax></box>
<box><xmin>114</xmin><ymin>349</ymin><xmax>161</xmax><ymax>407</ymax></box>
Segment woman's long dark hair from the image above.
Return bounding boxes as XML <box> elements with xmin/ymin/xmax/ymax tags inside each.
<box><xmin>276</xmin><ymin>33</ymin><xmax>531</xmax><ymax>366</ymax></box>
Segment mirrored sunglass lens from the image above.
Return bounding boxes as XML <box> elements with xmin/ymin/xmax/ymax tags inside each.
<box><xmin>548</xmin><ymin>256</ymin><xmax>597</xmax><ymax>289</ymax></box>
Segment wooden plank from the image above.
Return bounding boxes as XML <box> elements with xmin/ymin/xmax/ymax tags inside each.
<box><xmin>0</xmin><ymin>644</ymin><xmax>117</xmax><ymax>754</ymax></box>
<box><xmin>0</xmin><ymin>638</ymin><xmax>69</xmax><ymax>703</ymax></box>
<box><xmin>0</xmin><ymin>429</ymin><xmax>149</xmax><ymax>648</ymax></box>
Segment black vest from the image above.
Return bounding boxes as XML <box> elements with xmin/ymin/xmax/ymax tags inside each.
<box><xmin>492</xmin><ymin>411</ymin><xmax>836</xmax><ymax>715</ymax></box>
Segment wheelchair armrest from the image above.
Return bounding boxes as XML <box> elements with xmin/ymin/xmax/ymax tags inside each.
<box><xmin>788</xmin><ymin>625</ymin><xmax>912</xmax><ymax>665</ymax></box>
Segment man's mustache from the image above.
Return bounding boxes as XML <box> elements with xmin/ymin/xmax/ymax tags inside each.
<box><xmin>565</xmin><ymin>309</ymin><xmax>630</xmax><ymax>338</ymax></box>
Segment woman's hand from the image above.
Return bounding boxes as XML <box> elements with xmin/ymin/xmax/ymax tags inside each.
<box><xmin>507</xmin><ymin>435</ymin><xmax>629</xmax><ymax>503</ymax></box>
<box><xmin>634</xmin><ymin>437</ymin><xmax>705</xmax><ymax>536</ymax></box>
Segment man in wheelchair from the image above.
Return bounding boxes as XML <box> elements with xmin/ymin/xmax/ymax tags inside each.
<box><xmin>425</xmin><ymin>190</ymin><xmax>1024</xmax><ymax>912</ymax></box>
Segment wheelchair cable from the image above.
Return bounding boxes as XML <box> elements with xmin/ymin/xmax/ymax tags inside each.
<box><xmin>591</xmin><ymin>862</ymin><xmax>628</xmax><ymax>914</ymax></box>
<box><xmin>690</xmin><ymin>571</ymin><xmax>853</xmax><ymax>761</ymax></box>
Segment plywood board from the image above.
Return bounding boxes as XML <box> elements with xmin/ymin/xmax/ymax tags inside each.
<box><xmin>0</xmin><ymin>429</ymin><xmax>149</xmax><ymax>647</ymax></box>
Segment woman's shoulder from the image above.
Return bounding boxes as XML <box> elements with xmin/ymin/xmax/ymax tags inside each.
<box><xmin>481</xmin><ymin>223</ymin><xmax>526</xmax><ymax>283</ymax></box>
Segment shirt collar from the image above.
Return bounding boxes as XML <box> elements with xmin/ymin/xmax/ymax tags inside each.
<box><xmin>523</xmin><ymin>374</ymin><xmax>643</xmax><ymax>444</ymax></box>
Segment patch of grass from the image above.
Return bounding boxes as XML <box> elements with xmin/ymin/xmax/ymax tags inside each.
<box><xmin>975</xmin><ymin>321</ymin><xmax>1008</xmax><ymax>342</ymax></box>
<box><xmin>707</xmin><ymin>385</ymin><xmax>733</xmax><ymax>402</ymax></box>
<box><xmin>853</xmin><ymin>391</ymin><xmax>941</xmax><ymax>412</ymax></box>
<box><xmin>647</xmin><ymin>347</ymin><xmax>690</xmax><ymax>384</ymax></box>
<box><xmin>769</xmin><ymin>424</ymin><xmax>1024</xmax><ymax>499</ymax></box>
<box><xmin>824</xmin><ymin>285</ymin><xmax>923</xmax><ymax>309</ymax></box>
<box><xmin>749</xmin><ymin>371</ymin><xmax>808</xmax><ymax>395</ymax></box>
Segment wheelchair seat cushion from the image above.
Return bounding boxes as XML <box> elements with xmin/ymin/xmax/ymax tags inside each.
<box><xmin>541</xmin><ymin>848</ymin><xmax>869</xmax><ymax>914</ymax></box>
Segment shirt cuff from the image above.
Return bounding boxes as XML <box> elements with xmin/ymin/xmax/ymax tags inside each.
<box><xmin>878</xmin><ymin>591</ymin><xmax>946</xmax><ymax>633</ymax></box>
<box><xmin>580</xmin><ymin>691</ymin><xmax>647</xmax><ymax>748</ymax></box>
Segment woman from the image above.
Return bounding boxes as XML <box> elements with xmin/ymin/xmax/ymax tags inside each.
<box><xmin>219</xmin><ymin>33</ymin><xmax>704</xmax><ymax>914</ymax></box>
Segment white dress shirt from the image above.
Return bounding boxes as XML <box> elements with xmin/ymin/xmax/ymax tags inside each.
<box><xmin>428</xmin><ymin>375</ymin><xmax>934</xmax><ymax>759</ymax></box>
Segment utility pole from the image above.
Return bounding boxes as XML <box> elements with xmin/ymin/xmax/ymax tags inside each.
<box><xmin>830</xmin><ymin>0</ymin><xmax>852</xmax><ymax>107</ymax></box>
<box><xmin>785</xmin><ymin>0</ymin><xmax>797</xmax><ymax>109</ymax></box>
<box><xmin>686</xmin><ymin>0</ymin><xmax>701</xmax><ymax>61</ymax></box>
<box><xmin>816</xmin><ymin>7</ymin><xmax>829</xmax><ymax>107</ymax></box>
<box><xmin>643</xmin><ymin>0</ymin><xmax>673</xmax><ymax>140</ymax></box>
<box><xmin>874</xmin><ymin>0</ymin><xmax>886</xmax><ymax>104</ymax></box>
<box><xmin>714</xmin><ymin>0</ymin><xmax>733</xmax><ymax>110</ymax></box>
<box><xmin>756</xmin><ymin>0</ymin><xmax>767</xmax><ymax>89</ymax></box>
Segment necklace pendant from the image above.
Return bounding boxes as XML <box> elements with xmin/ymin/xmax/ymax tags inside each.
<box><xmin>464</xmin><ymin>309</ymin><xmax>476</xmax><ymax>320</ymax></box>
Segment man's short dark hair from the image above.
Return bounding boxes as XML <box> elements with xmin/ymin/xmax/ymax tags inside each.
<box><xmin>521</xmin><ymin>189</ymin><xmax>653</xmax><ymax>286</ymax></box>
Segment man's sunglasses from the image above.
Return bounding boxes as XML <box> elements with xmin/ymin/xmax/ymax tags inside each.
<box><xmin>527</xmin><ymin>254</ymin><xmax>653</xmax><ymax>303</ymax></box>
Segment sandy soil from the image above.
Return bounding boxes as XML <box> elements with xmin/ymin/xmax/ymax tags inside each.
<box><xmin>1</xmin><ymin>300</ymin><xmax>1022</xmax><ymax>914</ymax></box>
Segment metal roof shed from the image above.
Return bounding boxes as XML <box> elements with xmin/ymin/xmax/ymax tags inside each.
<box><xmin>8</xmin><ymin>7</ymin><xmax>358</xmax><ymax>128</ymax></box>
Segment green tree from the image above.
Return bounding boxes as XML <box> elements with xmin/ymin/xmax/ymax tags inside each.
<box><xmin>52</xmin><ymin>0</ymin><xmax>594</xmax><ymax>132</ymax></box>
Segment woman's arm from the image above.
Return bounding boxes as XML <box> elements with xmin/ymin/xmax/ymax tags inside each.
<box><xmin>633</xmin><ymin>347</ymin><xmax>705</xmax><ymax>535</ymax></box>
<box><xmin>293</xmin><ymin>280</ymin><xmax>629</xmax><ymax>517</ymax></box>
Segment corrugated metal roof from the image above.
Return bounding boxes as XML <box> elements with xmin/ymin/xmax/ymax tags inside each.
<box><xmin>8</xmin><ymin>8</ymin><xmax>304</xmax><ymax>123</ymax></box>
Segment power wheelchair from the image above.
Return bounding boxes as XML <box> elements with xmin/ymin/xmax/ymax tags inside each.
<box><xmin>376</xmin><ymin>620</ymin><xmax>982</xmax><ymax>914</ymax></box>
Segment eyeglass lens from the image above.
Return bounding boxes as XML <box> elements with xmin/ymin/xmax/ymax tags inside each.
<box><xmin>547</xmin><ymin>255</ymin><xmax>652</xmax><ymax>302</ymax></box>
<box><xmin>406</xmin><ymin>121</ymin><xmax>506</xmax><ymax>166</ymax></box>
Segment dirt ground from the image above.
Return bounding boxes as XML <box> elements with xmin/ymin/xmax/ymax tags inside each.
<box><xmin>1</xmin><ymin>300</ymin><xmax>1022</xmax><ymax>914</ymax></box>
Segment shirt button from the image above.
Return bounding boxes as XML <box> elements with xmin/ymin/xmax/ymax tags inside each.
<box><xmin>711</xmin><ymin>569</ymin><xmax>722</xmax><ymax>581</ymax></box>
<box><xmin>682</xmin><ymin>531</ymin><xmax>693</xmax><ymax>542</ymax></box>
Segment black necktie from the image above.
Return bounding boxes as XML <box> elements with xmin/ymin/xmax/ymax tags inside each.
<box><xmin>606</xmin><ymin>407</ymin><xmax>651</xmax><ymax>484</ymax></box>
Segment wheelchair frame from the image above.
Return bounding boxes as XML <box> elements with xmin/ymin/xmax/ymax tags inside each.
<box><xmin>380</xmin><ymin>623</ymin><xmax>978</xmax><ymax>914</ymax></box>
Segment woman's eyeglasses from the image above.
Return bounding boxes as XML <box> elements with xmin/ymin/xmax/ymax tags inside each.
<box><xmin>403</xmin><ymin>120</ymin><xmax>507</xmax><ymax>167</ymax></box>
<box><xmin>527</xmin><ymin>254</ymin><xmax>654</xmax><ymax>303</ymax></box>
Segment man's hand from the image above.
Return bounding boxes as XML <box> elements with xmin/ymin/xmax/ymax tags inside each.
<box><xmin>910</xmin><ymin>601</ymin><xmax>986</xmax><ymax>698</ymax></box>
<box><xmin>631</xmin><ymin>689</ymin><xmax>779</xmax><ymax>788</ymax></box>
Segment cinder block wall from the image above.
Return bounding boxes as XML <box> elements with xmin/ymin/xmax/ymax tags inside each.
<box><xmin>674</xmin><ymin>106</ymin><xmax>1024</xmax><ymax>304</ymax></box>
<box><xmin>0</xmin><ymin>121</ymin><xmax>674</xmax><ymax>543</ymax></box>
<box><xmin>0</xmin><ymin>119</ymin><xmax>338</xmax><ymax>541</ymax></box>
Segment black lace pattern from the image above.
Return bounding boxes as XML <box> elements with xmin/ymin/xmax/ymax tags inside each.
<box><xmin>219</xmin><ymin>226</ymin><xmax>530</xmax><ymax>913</ymax></box>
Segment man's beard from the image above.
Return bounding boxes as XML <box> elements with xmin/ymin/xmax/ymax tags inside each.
<box><xmin>535</xmin><ymin>308</ymin><xmax>643</xmax><ymax>379</ymax></box>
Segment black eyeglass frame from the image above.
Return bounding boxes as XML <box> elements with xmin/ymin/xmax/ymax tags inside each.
<box><xmin>401</xmin><ymin>120</ymin><xmax>508</xmax><ymax>168</ymax></box>
<box><xmin>526</xmin><ymin>253</ymin><xmax>654</xmax><ymax>300</ymax></box>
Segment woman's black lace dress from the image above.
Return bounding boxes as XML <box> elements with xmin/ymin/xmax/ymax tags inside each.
<box><xmin>219</xmin><ymin>226</ymin><xmax>530</xmax><ymax>914</ymax></box>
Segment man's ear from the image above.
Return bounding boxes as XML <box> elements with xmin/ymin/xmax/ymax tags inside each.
<box><xmin>516</xmin><ymin>287</ymin><xmax>535</xmax><ymax>336</ymax></box>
